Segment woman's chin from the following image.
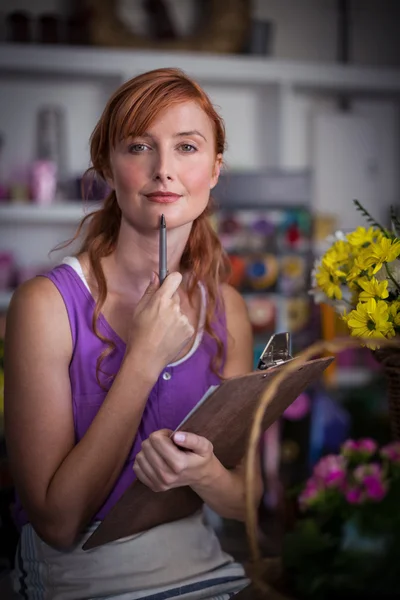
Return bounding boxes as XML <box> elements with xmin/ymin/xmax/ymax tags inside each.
<box><xmin>145</xmin><ymin>204</ymin><xmax>202</xmax><ymax>229</ymax></box>
<box><xmin>121</xmin><ymin>199</ymin><xmax>206</xmax><ymax>231</ymax></box>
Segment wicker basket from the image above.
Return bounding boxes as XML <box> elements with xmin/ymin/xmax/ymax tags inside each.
<box><xmin>243</xmin><ymin>336</ymin><xmax>400</xmax><ymax>598</ymax></box>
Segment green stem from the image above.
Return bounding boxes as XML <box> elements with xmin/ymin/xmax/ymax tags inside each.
<box><xmin>385</xmin><ymin>262</ymin><xmax>400</xmax><ymax>292</ymax></box>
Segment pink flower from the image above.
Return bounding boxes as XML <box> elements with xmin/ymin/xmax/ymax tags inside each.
<box><xmin>346</xmin><ymin>486</ymin><xmax>364</xmax><ymax>504</ymax></box>
<box><xmin>353</xmin><ymin>462</ymin><xmax>382</xmax><ymax>483</ymax></box>
<box><xmin>299</xmin><ymin>477</ymin><xmax>323</xmax><ymax>510</ymax></box>
<box><xmin>358</xmin><ymin>438</ymin><xmax>378</xmax><ymax>454</ymax></box>
<box><xmin>380</xmin><ymin>442</ymin><xmax>400</xmax><ymax>463</ymax></box>
<box><xmin>313</xmin><ymin>455</ymin><xmax>347</xmax><ymax>489</ymax></box>
<box><xmin>348</xmin><ymin>463</ymin><xmax>387</xmax><ymax>504</ymax></box>
<box><xmin>341</xmin><ymin>438</ymin><xmax>377</xmax><ymax>457</ymax></box>
<box><xmin>363</xmin><ymin>475</ymin><xmax>387</xmax><ymax>502</ymax></box>
<box><xmin>341</xmin><ymin>440</ymin><xmax>358</xmax><ymax>454</ymax></box>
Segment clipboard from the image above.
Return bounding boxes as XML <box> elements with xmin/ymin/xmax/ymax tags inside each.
<box><xmin>83</xmin><ymin>335</ymin><xmax>333</xmax><ymax>550</ymax></box>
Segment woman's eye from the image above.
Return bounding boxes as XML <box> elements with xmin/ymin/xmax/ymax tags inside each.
<box><xmin>129</xmin><ymin>143</ymin><xmax>149</xmax><ymax>153</ymax></box>
<box><xmin>179</xmin><ymin>144</ymin><xmax>197</xmax><ymax>153</ymax></box>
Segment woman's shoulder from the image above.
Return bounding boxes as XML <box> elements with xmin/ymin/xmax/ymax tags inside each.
<box><xmin>9</xmin><ymin>255</ymin><xmax>85</xmax><ymax>316</ymax></box>
<box><xmin>10</xmin><ymin>275</ymin><xmax>63</xmax><ymax>314</ymax></box>
<box><xmin>219</xmin><ymin>283</ymin><xmax>249</xmax><ymax>321</ymax></box>
<box><xmin>7</xmin><ymin>276</ymin><xmax>72</xmax><ymax>347</ymax></box>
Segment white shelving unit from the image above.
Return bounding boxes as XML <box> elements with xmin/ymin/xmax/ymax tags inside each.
<box><xmin>0</xmin><ymin>202</ymin><xmax>100</xmax><ymax>224</ymax></box>
<box><xmin>1</xmin><ymin>43</ymin><xmax>400</xmax><ymax>313</ymax></box>
<box><xmin>1</xmin><ymin>43</ymin><xmax>400</xmax><ymax>93</ymax></box>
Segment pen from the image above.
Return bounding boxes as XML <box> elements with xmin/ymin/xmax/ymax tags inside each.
<box><xmin>159</xmin><ymin>214</ymin><xmax>167</xmax><ymax>284</ymax></box>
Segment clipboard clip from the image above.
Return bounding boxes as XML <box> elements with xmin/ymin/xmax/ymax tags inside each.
<box><xmin>257</xmin><ymin>332</ymin><xmax>293</xmax><ymax>370</ymax></box>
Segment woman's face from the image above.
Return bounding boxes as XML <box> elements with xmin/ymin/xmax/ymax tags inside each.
<box><xmin>108</xmin><ymin>100</ymin><xmax>222</xmax><ymax>232</ymax></box>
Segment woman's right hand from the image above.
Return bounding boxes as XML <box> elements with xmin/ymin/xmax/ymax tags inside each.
<box><xmin>126</xmin><ymin>272</ymin><xmax>195</xmax><ymax>373</ymax></box>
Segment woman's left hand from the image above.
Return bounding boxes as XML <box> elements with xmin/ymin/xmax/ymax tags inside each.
<box><xmin>133</xmin><ymin>429</ymin><xmax>217</xmax><ymax>492</ymax></box>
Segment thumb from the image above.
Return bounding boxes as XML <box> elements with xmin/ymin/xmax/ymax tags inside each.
<box><xmin>173</xmin><ymin>432</ymin><xmax>213</xmax><ymax>457</ymax></box>
<box><xmin>137</xmin><ymin>272</ymin><xmax>159</xmax><ymax>307</ymax></box>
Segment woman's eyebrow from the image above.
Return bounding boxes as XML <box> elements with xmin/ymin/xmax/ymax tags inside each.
<box><xmin>131</xmin><ymin>130</ymin><xmax>207</xmax><ymax>142</ymax></box>
<box><xmin>174</xmin><ymin>130</ymin><xmax>207</xmax><ymax>141</ymax></box>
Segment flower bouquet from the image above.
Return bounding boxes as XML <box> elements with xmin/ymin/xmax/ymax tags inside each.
<box><xmin>310</xmin><ymin>202</ymin><xmax>400</xmax><ymax>437</ymax></box>
<box><xmin>311</xmin><ymin>202</ymin><xmax>400</xmax><ymax>344</ymax></box>
<box><xmin>282</xmin><ymin>439</ymin><xmax>400</xmax><ymax>599</ymax></box>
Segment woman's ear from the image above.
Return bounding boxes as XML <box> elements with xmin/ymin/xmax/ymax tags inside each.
<box><xmin>210</xmin><ymin>154</ymin><xmax>223</xmax><ymax>190</ymax></box>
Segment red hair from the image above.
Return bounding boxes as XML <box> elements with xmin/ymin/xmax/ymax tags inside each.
<box><xmin>68</xmin><ymin>68</ymin><xmax>231</xmax><ymax>385</ymax></box>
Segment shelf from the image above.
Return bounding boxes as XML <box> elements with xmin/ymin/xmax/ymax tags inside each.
<box><xmin>1</xmin><ymin>43</ymin><xmax>400</xmax><ymax>94</ymax></box>
<box><xmin>0</xmin><ymin>202</ymin><xmax>100</xmax><ymax>224</ymax></box>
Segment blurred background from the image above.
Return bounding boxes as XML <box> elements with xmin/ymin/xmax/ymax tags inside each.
<box><xmin>0</xmin><ymin>0</ymin><xmax>399</xmax><ymax>587</ymax></box>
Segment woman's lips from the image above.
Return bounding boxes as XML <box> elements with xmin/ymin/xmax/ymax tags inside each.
<box><xmin>146</xmin><ymin>194</ymin><xmax>181</xmax><ymax>204</ymax></box>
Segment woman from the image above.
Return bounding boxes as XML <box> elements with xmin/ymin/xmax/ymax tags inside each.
<box><xmin>4</xmin><ymin>67</ymin><xmax>262</xmax><ymax>599</ymax></box>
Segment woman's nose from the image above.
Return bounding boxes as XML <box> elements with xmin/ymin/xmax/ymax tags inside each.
<box><xmin>152</xmin><ymin>151</ymin><xmax>174</xmax><ymax>183</ymax></box>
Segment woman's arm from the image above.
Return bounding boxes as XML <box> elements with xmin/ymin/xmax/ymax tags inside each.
<box><xmin>5</xmin><ymin>272</ymin><xmax>191</xmax><ymax>549</ymax></box>
<box><xmin>134</xmin><ymin>284</ymin><xmax>263</xmax><ymax>521</ymax></box>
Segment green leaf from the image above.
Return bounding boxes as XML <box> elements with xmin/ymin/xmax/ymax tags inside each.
<box><xmin>283</xmin><ymin>518</ymin><xmax>336</xmax><ymax>566</ymax></box>
<box><xmin>353</xmin><ymin>199</ymin><xmax>390</xmax><ymax>236</ymax></box>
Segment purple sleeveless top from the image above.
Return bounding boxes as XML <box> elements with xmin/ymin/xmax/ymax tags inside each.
<box><xmin>13</xmin><ymin>262</ymin><xmax>227</xmax><ymax>530</ymax></box>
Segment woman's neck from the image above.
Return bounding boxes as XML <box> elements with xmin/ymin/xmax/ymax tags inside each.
<box><xmin>99</xmin><ymin>219</ymin><xmax>192</xmax><ymax>300</ymax></box>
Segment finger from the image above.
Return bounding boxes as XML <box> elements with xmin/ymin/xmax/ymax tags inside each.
<box><xmin>133</xmin><ymin>461</ymin><xmax>158</xmax><ymax>490</ymax></box>
<box><xmin>172</xmin><ymin>301</ymin><xmax>181</xmax><ymax>315</ymax></box>
<box><xmin>149</xmin><ymin>433</ymin><xmax>187</xmax><ymax>474</ymax></box>
<box><xmin>172</xmin><ymin>291</ymin><xmax>181</xmax><ymax>307</ymax></box>
<box><xmin>172</xmin><ymin>432</ymin><xmax>213</xmax><ymax>458</ymax></box>
<box><xmin>142</xmin><ymin>438</ymin><xmax>178</xmax><ymax>477</ymax></box>
<box><xmin>134</xmin><ymin>453</ymin><xmax>160</xmax><ymax>486</ymax></box>
<box><xmin>136</xmin><ymin>272</ymin><xmax>160</xmax><ymax>309</ymax></box>
<box><xmin>155</xmin><ymin>429</ymin><xmax>173</xmax><ymax>437</ymax></box>
<box><xmin>157</xmin><ymin>271</ymin><xmax>182</xmax><ymax>299</ymax></box>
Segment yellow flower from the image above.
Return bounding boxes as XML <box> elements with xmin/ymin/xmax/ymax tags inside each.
<box><xmin>328</xmin><ymin>240</ymin><xmax>352</xmax><ymax>267</ymax></box>
<box><xmin>389</xmin><ymin>302</ymin><xmax>400</xmax><ymax>328</ymax></box>
<box><xmin>347</xmin><ymin>251</ymin><xmax>375</xmax><ymax>282</ymax></box>
<box><xmin>363</xmin><ymin>238</ymin><xmax>400</xmax><ymax>274</ymax></box>
<box><xmin>344</xmin><ymin>298</ymin><xmax>395</xmax><ymax>345</ymax></box>
<box><xmin>346</xmin><ymin>226</ymin><xmax>380</xmax><ymax>248</ymax></box>
<box><xmin>358</xmin><ymin>278</ymin><xmax>389</xmax><ymax>302</ymax></box>
<box><xmin>315</xmin><ymin>260</ymin><xmax>344</xmax><ymax>300</ymax></box>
